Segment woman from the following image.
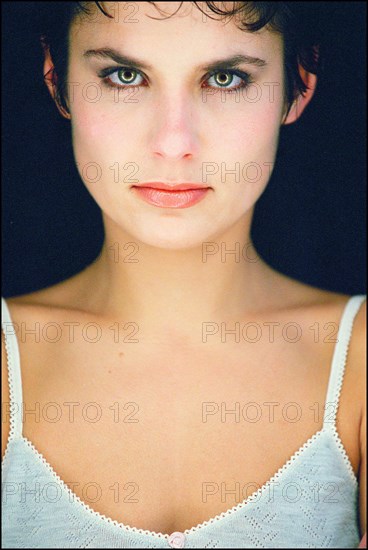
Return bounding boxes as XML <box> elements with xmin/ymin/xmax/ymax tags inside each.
<box><xmin>2</xmin><ymin>2</ymin><xmax>366</xmax><ymax>548</ymax></box>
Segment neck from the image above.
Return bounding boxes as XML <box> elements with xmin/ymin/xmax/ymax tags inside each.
<box><xmin>81</xmin><ymin>210</ymin><xmax>277</xmax><ymax>339</ymax></box>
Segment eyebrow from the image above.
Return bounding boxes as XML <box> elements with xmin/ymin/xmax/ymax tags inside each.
<box><xmin>83</xmin><ymin>48</ymin><xmax>267</xmax><ymax>71</ymax></box>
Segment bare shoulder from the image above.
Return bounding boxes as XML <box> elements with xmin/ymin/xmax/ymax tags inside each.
<box><xmin>278</xmin><ymin>273</ymin><xmax>365</xmax><ymax>354</ymax></box>
<box><xmin>276</xmin><ymin>276</ymin><xmax>366</xmax><ymax>436</ymax></box>
<box><xmin>348</xmin><ymin>296</ymin><xmax>366</xmax><ymax>374</ymax></box>
<box><xmin>263</xmin><ymin>268</ymin><xmax>355</xmax><ymax>313</ymax></box>
<box><xmin>347</xmin><ymin>295</ymin><xmax>366</xmax><ymax>420</ymax></box>
<box><xmin>1</xmin><ymin>271</ymin><xmax>95</xmax><ymax>460</ymax></box>
<box><xmin>5</xmin><ymin>269</ymin><xmax>91</xmax><ymax>312</ymax></box>
<box><xmin>1</xmin><ymin>286</ymin><xmax>63</xmax><ymax>461</ymax></box>
<box><xmin>268</xmin><ymin>272</ymin><xmax>366</xmax><ymax>381</ymax></box>
<box><xmin>3</xmin><ymin>256</ymin><xmax>100</xmax><ymax>316</ymax></box>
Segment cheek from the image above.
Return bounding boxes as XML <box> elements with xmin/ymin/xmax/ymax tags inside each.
<box><xmin>217</xmin><ymin>106</ymin><xmax>282</xmax><ymax>190</ymax></box>
<box><xmin>70</xmin><ymin>101</ymin><xmax>142</xmax><ymax>194</ymax></box>
<box><xmin>210</xmin><ymin>99</ymin><xmax>283</xmax><ymax>215</ymax></box>
<box><xmin>227</xmin><ymin>92</ymin><xmax>282</xmax><ymax>151</ymax></box>
<box><xmin>71</xmin><ymin>105</ymin><xmax>135</xmax><ymax>156</ymax></box>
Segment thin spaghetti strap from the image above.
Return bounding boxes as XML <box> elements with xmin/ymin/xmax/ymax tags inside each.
<box><xmin>1</xmin><ymin>297</ymin><xmax>23</xmax><ymax>440</ymax></box>
<box><xmin>323</xmin><ymin>294</ymin><xmax>366</xmax><ymax>430</ymax></box>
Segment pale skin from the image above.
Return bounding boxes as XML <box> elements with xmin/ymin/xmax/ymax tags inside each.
<box><xmin>2</xmin><ymin>1</ymin><xmax>366</xmax><ymax>542</ymax></box>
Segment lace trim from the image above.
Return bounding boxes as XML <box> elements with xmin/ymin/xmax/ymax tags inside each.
<box><xmin>185</xmin><ymin>429</ymin><xmax>323</xmax><ymax>535</ymax></box>
<box><xmin>5</xmin><ymin>422</ymin><xmax>358</xmax><ymax>542</ymax></box>
<box><xmin>2</xmin><ymin>295</ymin><xmax>363</xmax><ymax>541</ymax></box>
<box><xmin>3</xmin><ymin>414</ymin><xmax>359</xmax><ymax>541</ymax></box>
<box><xmin>17</xmin><ymin>427</ymin><xmax>352</xmax><ymax>540</ymax></box>
<box><xmin>330</xmin><ymin>425</ymin><xmax>359</xmax><ymax>485</ymax></box>
<box><xmin>1</xmin><ymin>310</ymin><xmax>21</xmax><ymax>469</ymax></box>
<box><xmin>184</xmin><ymin>427</ymin><xmax>358</xmax><ymax>536</ymax></box>
<box><xmin>19</xmin><ymin>436</ymin><xmax>170</xmax><ymax>541</ymax></box>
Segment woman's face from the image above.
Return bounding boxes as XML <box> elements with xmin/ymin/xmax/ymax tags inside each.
<box><xmin>66</xmin><ymin>1</ymin><xmax>288</xmax><ymax>249</ymax></box>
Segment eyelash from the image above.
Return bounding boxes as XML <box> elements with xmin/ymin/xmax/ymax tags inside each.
<box><xmin>97</xmin><ymin>66</ymin><xmax>254</xmax><ymax>95</ymax></box>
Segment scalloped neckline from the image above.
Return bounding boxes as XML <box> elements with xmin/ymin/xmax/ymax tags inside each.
<box><xmin>2</xmin><ymin>295</ymin><xmax>364</xmax><ymax>542</ymax></box>
<box><xmin>2</xmin><ymin>424</ymin><xmax>357</xmax><ymax>542</ymax></box>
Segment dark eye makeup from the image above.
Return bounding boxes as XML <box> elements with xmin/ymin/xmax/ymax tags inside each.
<box><xmin>97</xmin><ymin>66</ymin><xmax>254</xmax><ymax>95</ymax></box>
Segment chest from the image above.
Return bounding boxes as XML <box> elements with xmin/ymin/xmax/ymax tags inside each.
<box><xmin>18</xmin><ymin>325</ymin><xmax>361</xmax><ymax>535</ymax></box>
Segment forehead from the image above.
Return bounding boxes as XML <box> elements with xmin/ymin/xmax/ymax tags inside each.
<box><xmin>70</xmin><ymin>1</ymin><xmax>283</xmax><ymax>65</ymax></box>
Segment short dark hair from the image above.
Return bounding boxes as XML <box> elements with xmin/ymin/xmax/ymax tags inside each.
<box><xmin>38</xmin><ymin>1</ymin><xmax>324</xmax><ymax>118</ymax></box>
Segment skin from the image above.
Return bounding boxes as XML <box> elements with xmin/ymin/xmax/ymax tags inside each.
<box><xmin>44</xmin><ymin>0</ymin><xmax>318</xmax><ymax>331</ymax></box>
<box><xmin>2</xmin><ymin>0</ymin><xmax>366</xmax><ymax>542</ymax></box>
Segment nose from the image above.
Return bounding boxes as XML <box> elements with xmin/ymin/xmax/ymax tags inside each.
<box><xmin>150</xmin><ymin>92</ymin><xmax>200</xmax><ymax>161</ymax></box>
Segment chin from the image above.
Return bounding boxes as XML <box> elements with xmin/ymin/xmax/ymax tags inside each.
<box><xmin>136</xmin><ymin>233</ymin><xmax>208</xmax><ymax>251</ymax></box>
<box><xmin>130</xmin><ymin>223</ymin><xmax>217</xmax><ymax>251</ymax></box>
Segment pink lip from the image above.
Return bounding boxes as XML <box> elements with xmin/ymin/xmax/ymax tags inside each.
<box><xmin>133</xmin><ymin>182</ymin><xmax>210</xmax><ymax>191</ymax></box>
<box><xmin>132</xmin><ymin>184</ymin><xmax>211</xmax><ymax>208</ymax></box>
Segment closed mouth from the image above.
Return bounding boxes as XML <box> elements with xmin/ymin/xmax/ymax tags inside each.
<box><xmin>132</xmin><ymin>182</ymin><xmax>211</xmax><ymax>191</ymax></box>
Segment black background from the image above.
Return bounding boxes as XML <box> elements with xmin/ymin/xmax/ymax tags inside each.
<box><xmin>2</xmin><ymin>1</ymin><xmax>366</xmax><ymax>298</ymax></box>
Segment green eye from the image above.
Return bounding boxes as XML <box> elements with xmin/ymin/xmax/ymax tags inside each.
<box><xmin>205</xmin><ymin>69</ymin><xmax>252</xmax><ymax>93</ymax></box>
<box><xmin>99</xmin><ymin>67</ymin><xmax>145</xmax><ymax>89</ymax></box>
<box><xmin>117</xmin><ymin>69</ymin><xmax>138</xmax><ymax>84</ymax></box>
<box><xmin>214</xmin><ymin>72</ymin><xmax>234</xmax><ymax>87</ymax></box>
<box><xmin>99</xmin><ymin>65</ymin><xmax>252</xmax><ymax>94</ymax></box>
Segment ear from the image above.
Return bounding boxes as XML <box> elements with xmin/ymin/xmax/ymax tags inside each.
<box><xmin>282</xmin><ymin>65</ymin><xmax>318</xmax><ymax>126</ymax></box>
<box><xmin>41</xmin><ymin>38</ymin><xmax>71</xmax><ymax>120</ymax></box>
